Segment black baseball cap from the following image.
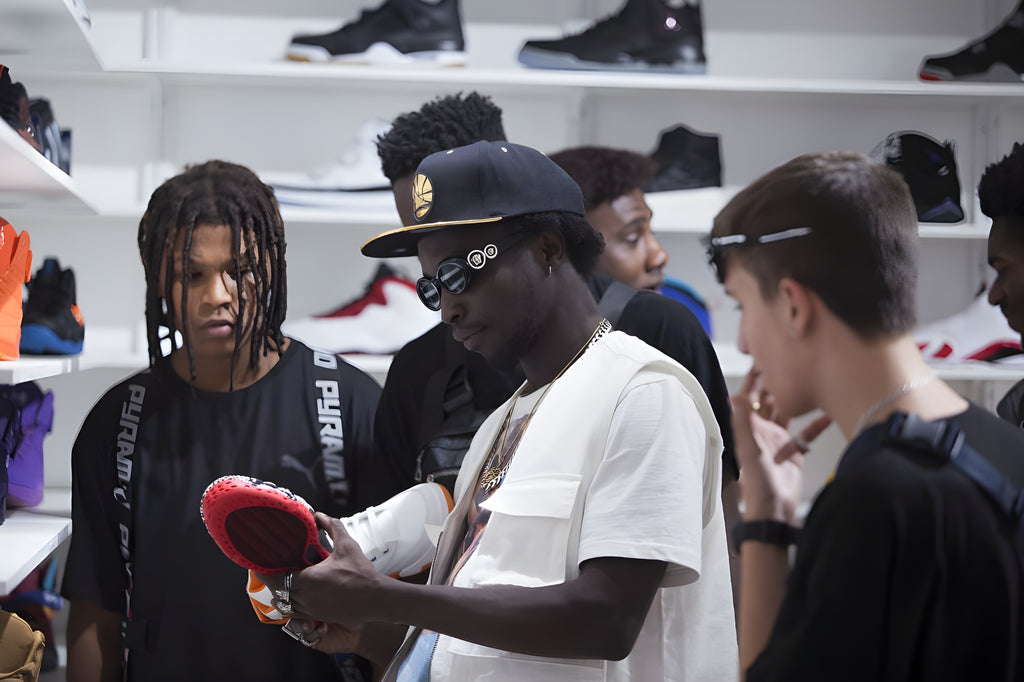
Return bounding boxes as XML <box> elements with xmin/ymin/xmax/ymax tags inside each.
<box><xmin>361</xmin><ymin>140</ymin><xmax>586</xmax><ymax>258</ymax></box>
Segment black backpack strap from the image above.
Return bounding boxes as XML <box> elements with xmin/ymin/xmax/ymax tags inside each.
<box><xmin>417</xmin><ymin>336</ymin><xmax>475</xmax><ymax>453</ymax></box>
<box><xmin>851</xmin><ymin>412</ymin><xmax>1024</xmax><ymax>540</ymax></box>
<box><xmin>597</xmin><ymin>280</ymin><xmax>636</xmax><ymax>328</ymax></box>
<box><xmin>114</xmin><ymin>380</ymin><xmax>151</xmax><ymax>677</ymax></box>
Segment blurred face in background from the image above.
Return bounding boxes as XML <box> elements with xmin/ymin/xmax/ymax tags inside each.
<box><xmin>588</xmin><ymin>188</ymin><xmax>668</xmax><ymax>291</ymax></box>
<box><xmin>988</xmin><ymin>216</ymin><xmax>1024</xmax><ymax>342</ymax></box>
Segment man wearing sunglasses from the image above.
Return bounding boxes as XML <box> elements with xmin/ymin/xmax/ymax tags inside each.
<box><xmin>262</xmin><ymin>140</ymin><xmax>739</xmax><ymax>680</ymax></box>
<box><xmin>366</xmin><ymin>95</ymin><xmax>735</xmax><ymax>537</ymax></box>
<box><xmin>713</xmin><ymin>151</ymin><xmax>1024</xmax><ymax>680</ymax></box>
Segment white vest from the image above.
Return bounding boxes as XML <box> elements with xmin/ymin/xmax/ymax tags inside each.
<box><xmin>383</xmin><ymin>331</ymin><xmax>724</xmax><ymax>681</ymax></box>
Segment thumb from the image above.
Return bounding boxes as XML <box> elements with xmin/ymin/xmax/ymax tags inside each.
<box><xmin>316</xmin><ymin>512</ymin><xmax>356</xmax><ymax>556</ymax></box>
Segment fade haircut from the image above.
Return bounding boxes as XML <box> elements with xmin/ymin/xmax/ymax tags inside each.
<box><xmin>377</xmin><ymin>92</ymin><xmax>507</xmax><ymax>183</ymax></box>
<box><xmin>548</xmin><ymin>146</ymin><xmax>658</xmax><ymax>209</ymax></box>
<box><xmin>711</xmin><ymin>151</ymin><xmax>919</xmax><ymax>339</ymax></box>
<box><xmin>137</xmin><ymin>160</ymin><xmax>287</xmax><ymax>383</ymax></box>
<box><xmin>509</xmin><ymin>211</ymin><xmax>605</xmax><ymax>278</ymax></box>
<box><xmin>978</xmin><ymin>141</ymin><xmax>1024</xmax><ymax>230</ymax></box>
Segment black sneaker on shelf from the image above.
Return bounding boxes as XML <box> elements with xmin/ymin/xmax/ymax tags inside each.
<box><xmin>0</xmin><ymin>65</ymin><xmax>41</xmax><ymax>153</ymax></box>
<box><xmin>645</xmin><ymin>123</ymin><xmax>722</xmax><ymax>192</ymax></box>
<box><xmin>20</xmin><ymin>257</ymin><xmax>85</xmax><ymax>356</ymax></box>
<box><xmin>285</xmin><ymin>0</ymin><xmax>466</xmax><ymax>66</ymax></box>
<box><xmin>870</xmin><ymin>131</ymin><xmax>965</xmax><ymax>224</ymax></box>
<box><xmin>919</xmin><ymin>2</ymin><xmax>1024</xmax><ymax>82</ymax></box>
<box><xmin>518</xmin><ymin>0</ymin><xmax>706</xmax><ymax>74</ymax></box>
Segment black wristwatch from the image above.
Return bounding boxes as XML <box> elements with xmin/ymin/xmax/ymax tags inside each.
<box><xmin>732</xmin><ymin>519</ymin><xmax>800</xmax><ymax>553</ymax></box>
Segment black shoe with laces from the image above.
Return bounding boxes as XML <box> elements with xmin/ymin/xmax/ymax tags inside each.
<box><xmin>286</xmin><ymin>0</ymin><xmax>466</xmax><ymax>66</ymax></box>
<box><xmin>20</xmin><ymin>257</ymin><xmax>85</xmax><ymax>355</ymax></box>
<box><xmin>518</xmin><ymin>0</ymin><xmax>706</xmax><ymax>73</ymax></box>
<box><xmin>919</xmin><ymin>2</ymin><xmax>1024</xmax><ymax>82</ymax></box>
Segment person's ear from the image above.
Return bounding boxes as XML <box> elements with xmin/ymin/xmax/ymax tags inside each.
<box><xmin>536</xmin><ymin>230</ymin><xmax>565</xmax><ymax>272</ymax></box>
<box><xmin>777</xmin><ymin>277</ymin><xmax>814</xmax><ymax>338</ymax></box>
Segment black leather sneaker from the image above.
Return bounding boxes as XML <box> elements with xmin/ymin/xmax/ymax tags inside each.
<box><xmin>20</xmin><ymin>257</ymin><xmax>85</xmax><ymax>355</ymax></box>
<box><xmin>646</xmin><ymin>123</ymin><xmax>722</xmax><ymax>192</ymax></box>
<box><xmin>286</xmin><ymin>0</ymin><xmax>466</xmax><ymax>66</ymax></box>
<box><xmin>919</xmin><ymin>2</ymin><xmax>1024</xmax><ymax>82</ymax></box>
<box><xmin>871</xmin><ymin>131</ymin><xmax>965</xmax><ymax>224</ymax></box>
<box><xmin>518</xmin><ymin>0</ymin><xmax>706</xmax><ymax>73</ymax></box>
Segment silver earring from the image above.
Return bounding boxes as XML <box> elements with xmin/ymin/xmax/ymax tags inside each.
<box><xmin>548</xmin><ymin>265</ymin><xmax>552</xmax><ymax>276</ymax></box>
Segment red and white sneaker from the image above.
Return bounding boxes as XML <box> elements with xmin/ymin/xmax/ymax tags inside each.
<box><xmin>202</xmin><ymin>476</ymin><xmax>455</xmax><ymax>576</ymax></box>
<box><xmin>201</xmin><ymin>475</ymin><xmax>329</xmax><ymax>575</ymax></box>
<box><xmin>282</xmin><ymin>263</ymin><xmax>440</xmax><ymax>354</ymax></box>
<box><xmin>915</xmin><ymin>293</ymin><xmax>1023</xmax><ymax>362</ymax></box>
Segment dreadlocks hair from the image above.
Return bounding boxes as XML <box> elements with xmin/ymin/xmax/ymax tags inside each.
<box><xmin>377</xmin><ymin>92</ymin><xmax>507</xmax><ymax>183</ymax></box>
<box><xmin>137</xmin><ymin>160</ymin><xmax>287</xmax><ymax>386</ymax></box>
<box><xmin>548</xmin><ymin>146</ymin><xmax>658</xmax><ymax>210</ymax></box>
<box><xmin>979</xmin><ymin>141</ymin><xmax>1024</xmax><ymax>224</ymax></box>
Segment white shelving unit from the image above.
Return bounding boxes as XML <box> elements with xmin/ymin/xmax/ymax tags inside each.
<box><xmin>2</xmin><ymin>0</ymin><xmax>1022</xmax><ymax>592</ymax></box>
<box><xmin>0</xmin><ymin>0</ymin><xmax>95</xmax><ymax>595</ymax></box>
<box><xmin>0</xmin><ymin>489</ymin><xmax>71</xmax><ymax>594</ymax></box>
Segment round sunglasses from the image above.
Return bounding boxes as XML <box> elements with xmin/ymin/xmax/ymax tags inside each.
<box><xmin>416</xmin><ymin>233</ymin><xmax>525</xmax><ymax>311</ymax></box>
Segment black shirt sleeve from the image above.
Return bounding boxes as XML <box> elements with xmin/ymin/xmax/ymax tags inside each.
<box><xmin>616</xmin><ymin>290</ymin><xmax>738</xmax><ymax>481</ymax></box>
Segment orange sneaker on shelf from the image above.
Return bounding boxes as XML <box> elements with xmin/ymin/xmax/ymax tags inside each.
<box><xmin>0</xmin><ymin>218</ymin><xmax>31</xmax><ymax>361</ymax></box>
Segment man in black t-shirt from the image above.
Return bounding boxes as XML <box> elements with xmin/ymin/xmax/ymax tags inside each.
<box><xmin>710</xmin><ymin>151</ymin><xmax>1024</xmax><ymax>680</ymax></box>
<box><xmin>365</xmin><ymin>93</ymin><xmax>735</xmax><ymax>512</ymax></box>
<box><xmin>61</xmin><ymin>161</ymin><xmax>380</xmax><ymax>682</ymax></box>
<box><xmin>980</xmin><ymin>141</ymin><xmax>1024</xmax><ymax>429</ymax></box>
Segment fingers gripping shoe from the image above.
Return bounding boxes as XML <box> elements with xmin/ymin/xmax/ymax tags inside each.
<box><xmin>201</xmin><ymin>476</ymin><xmax>454</xmax><ymax>577</ymax></box>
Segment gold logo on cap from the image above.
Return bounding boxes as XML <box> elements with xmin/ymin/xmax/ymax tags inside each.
<box><xmin>413</xmin><ymin>173</ymin><xmax>433</xmax><ymax>221</ymax></box>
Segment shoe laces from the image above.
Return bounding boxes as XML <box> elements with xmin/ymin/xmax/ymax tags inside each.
<box><xmin>344</xmin><ymin>504</ymin><xmax>389</xmax><ymax>557</ymax></box>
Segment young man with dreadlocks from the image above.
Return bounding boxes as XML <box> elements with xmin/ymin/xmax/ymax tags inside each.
<box><xmin>980</xmin><ymin>141</ymin><xmax>1024</xmax><ymax>429</ymax></box>
<box><xmin>61</xmin><ymin>160</ymin><xmax>380</xmax><ymax>682</ymax></box>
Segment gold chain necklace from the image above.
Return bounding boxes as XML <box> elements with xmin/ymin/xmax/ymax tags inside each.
<box><xmin>479</xmin><ymin>318</ymin><xmax>612</xmax><ymax>491</ymax></box>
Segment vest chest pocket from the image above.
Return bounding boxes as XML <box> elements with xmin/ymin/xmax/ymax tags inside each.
<box><xmin>457</xmin><ymin>473</ymin><xmax>583</xmax><ymax>589</ymax></box>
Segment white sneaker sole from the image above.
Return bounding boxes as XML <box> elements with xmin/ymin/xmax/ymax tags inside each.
<box><xmin>286</xmin><ymin>41</ymin><xmax>468</xmax><ymax>67</ymax></box>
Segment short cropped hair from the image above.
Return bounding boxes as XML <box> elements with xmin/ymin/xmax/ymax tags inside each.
<box><xmin>711</xmin><ymin>151</ymin><xmax>919</xmax><ymax>339</ymax></box>
<box><xmin>548</xmin><ymin>146</ymin><xmax>657</xmax><ymax>209</ymax></box>
<box><xmin>507</xmin><ymin>211</ymin><xmax>605</xmax><ymax>278</ymax></box>
<box><xmin>377</xmin><ymin>92</ymin><xmax>507</xmax><ymax>183</ymax></box>
<box><xmin>978</xmin><ymin>141</ymin><xmax>1024</xmax><ymax>228</ymax></box>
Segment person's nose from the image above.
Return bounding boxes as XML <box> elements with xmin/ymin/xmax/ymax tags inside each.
<box><xmin>646</xmin><ymin>233</ymin><xmax>669</xmax><ymax>271</ymax></box>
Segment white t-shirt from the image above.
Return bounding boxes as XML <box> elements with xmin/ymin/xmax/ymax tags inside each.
<box><xmin>421</xmin><ymin>369</ymin><xmax>738</xmax><ymax>681</ymax></box>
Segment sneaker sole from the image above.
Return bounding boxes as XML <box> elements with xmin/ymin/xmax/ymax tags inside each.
<box><xmin>286</xmin><ymin>41</ymin><xmax>468</xmax><ymax>67</ymax></box>
<box><xmin>19</xmin><ymin>325</ymin><xmax>83</xmax><ymax>355</ymax></box>
<box><xmin>518</xmin><ymin>46</ymin><xmax>706</xmax><ymax>74</ymax></box>
<box><xmin>919</xmin><ymin>60</ymin><xmax>1024</xmax><ymax>83</ymax></box>
<box><xmin>201</xmin><ymin>475</ymin><xmax>330</xmax><ymax>574</ymax></box>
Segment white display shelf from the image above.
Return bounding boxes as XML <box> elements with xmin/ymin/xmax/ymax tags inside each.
<box><xmin>0</xmin><ymin>355</ymin><xmax>79</xmax><ymax>384</ymax></box>
<box><xmin>99</xmin><ymin>59</ymin><xmax>1024</xmax><ymax>101</ymax></box>
<box><xmin>0</xmin><ymin>0</ymin><xmax>101</xmax><ymax>71</ymax></box>
<box><xmin>0</xmin><ymin>488</ymin><xmax>72</xmax><ymax>594</ymax></box>
<box><xmin>0</xmin><ymin>121</ymin><xmax>97</xmax><ymax>215</ymax></box>
<box><xmin>712</xmin><ymin>341</ymin><xmax>1024</xmax><ymax>383</ymax></box>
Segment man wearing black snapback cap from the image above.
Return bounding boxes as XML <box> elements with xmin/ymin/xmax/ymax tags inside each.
<box><xmin>262</xmin><ymin>140</ymin><xmax>739</xmax><ymax>680</ymax></box>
